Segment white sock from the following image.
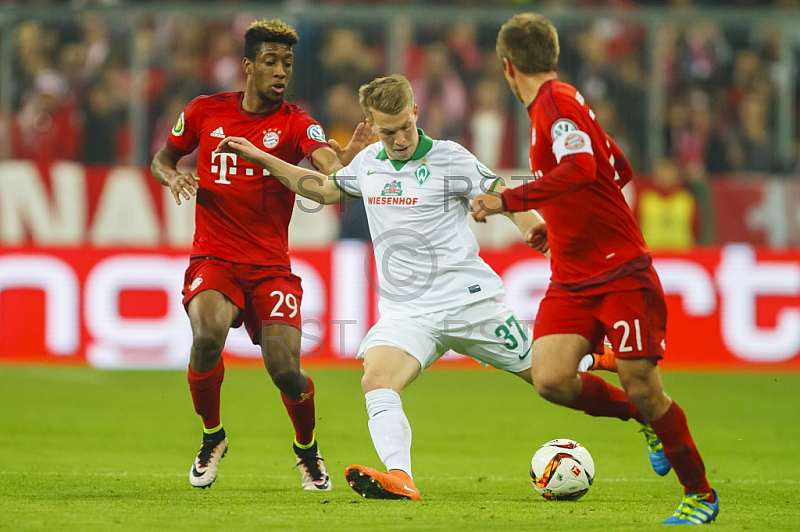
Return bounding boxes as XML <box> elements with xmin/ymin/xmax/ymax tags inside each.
<box><xmin>578</xmin><ymin>354</ymin><xmax>594</xmax><ymax>373</ymax></box>
<box><xmin>365</xmin><ymin>388</ymin><xmax>413</xmax><ymax>478</ymax></box>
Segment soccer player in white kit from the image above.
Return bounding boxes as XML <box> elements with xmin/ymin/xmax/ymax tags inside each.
<box><xmin>215</xmin><ymin>74</ymin><xmax>612</xmax><ymax>500</ymax></box>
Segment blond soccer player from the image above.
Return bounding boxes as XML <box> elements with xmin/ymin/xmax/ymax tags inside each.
<box><xmin>215</xmin><ymin>74</ymin><xmax>616</xmax><ymax>500</ymax></box>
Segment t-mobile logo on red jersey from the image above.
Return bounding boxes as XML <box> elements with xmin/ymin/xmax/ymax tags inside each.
<box><xmin>211</xmin><ymin>152</ymin><xmax>237</xmax><ymax>184</ymax></box>
<box><xmin>210</xmin><ymin>152</ymin><xmax>269</xmax><ymax>184</ymax></box>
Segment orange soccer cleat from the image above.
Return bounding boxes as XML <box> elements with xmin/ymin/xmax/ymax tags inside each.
<box><xmin>344</xmin><ymin>465</ymin><xmax>421</xmax><ymax>500</ymax></box>
<box><xmin>589</xmin><ymin>343</ymin><xmax>618</xmax><ymax>372</ymax></box>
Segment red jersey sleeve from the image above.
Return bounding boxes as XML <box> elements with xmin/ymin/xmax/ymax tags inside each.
<box><xmin>166</xmin><ymin>96</ymin><xmax>202</xmax><ymax>157</ymax></box>
<box><xmin>502</xmin><ymin>153</ymin><xmax>596</xmax><ymax>212</ymax></box>
<box><xmin>287</xmin><ymin>110</ymin><xmax>330</xmax><ymax>163</ymax></box>
<box><xmin>608</xmin><ymin>136</ymin><xmax>633</xmax><ymax>188</ymax></box>
<box><xmin>498</xmin><ymin>80</ymin><xmax>649</xmax><ymax>288</ymax></box>
<box><xmin>502</xmin><ymin>93</ymin><xmax>598</xmax><ymax>212</ymax></box>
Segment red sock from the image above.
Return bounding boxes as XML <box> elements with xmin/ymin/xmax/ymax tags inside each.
<box><xmin>650</xmin><ymin>401</ymin><xmax>713</xmax><ymax>498</ymax></box>
<box><xmin>569</xmin><ymin>372</ymin><xmax>645</xmax><ymax>423</ymax></box>
<box><xmin>281</xmin><ymin>377</ymin><xmax>316</xmax><ymax>446</ymax></box>
<box><xmin>187</xmin><ymin>360</ymin><xmax>224</xmax><ymax>430</ymax></box>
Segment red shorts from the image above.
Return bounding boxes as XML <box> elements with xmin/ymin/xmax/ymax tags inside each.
<box><xmin>182</xmin><ymin>257</ymin><xmax>303</xmax><ymax>342</ymax></box>
<box><xmin>533</xmin><ymin>265</ymin><xmax>667</xmax><ymax>360</ymax></box>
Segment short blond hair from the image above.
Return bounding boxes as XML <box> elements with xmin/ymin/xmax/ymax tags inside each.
<box><xmin>496</xmin><ymin>13</ymin><xmax>559</xmax><ymax>74</ymax></box>
<box><xmin>358</xmin><ymin>75</ymin><xmax>415</xmax><ymax>121</ymax></box>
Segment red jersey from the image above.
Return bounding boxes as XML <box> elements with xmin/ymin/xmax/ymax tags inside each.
<box><xmin>167</xmin><ymin>92</ymin><xmax>328</xmax><ymax>267</ymax></box>
<box><xmin>502</xmin><ymin>79</ymin><xmax>649</xmax><ymax>291</ymax></box>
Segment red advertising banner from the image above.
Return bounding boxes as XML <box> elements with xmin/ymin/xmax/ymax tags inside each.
<box><xmin>4</xmin><ymin>161</ymin><xmax>800</xmax><ymax>249</ymax></box>
<box><xmin>1</xmin><ymin>244</ymin><xmax>798</xmax><ymax>370</ymax></box>
<box><xmin>706</xmin><ymin>176</ymin><xmax>800</xmax><ymax>246</ymax></box>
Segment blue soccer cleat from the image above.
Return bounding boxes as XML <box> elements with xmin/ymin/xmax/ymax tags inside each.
<box><xmin>639</xmin><ymin>422</ymin><xmax>671</xmax><ymax>476</ymax></box>
<box><xmin>662</xmin><ymin>489</ymin><xmax>719</xmax><ymax>524</ymax></box>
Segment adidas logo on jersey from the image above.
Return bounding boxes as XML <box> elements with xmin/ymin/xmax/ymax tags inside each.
<box><xmin>210</xmin><ymin>127</ymin><xmax>225</xmax><ymax>139</ymax></box>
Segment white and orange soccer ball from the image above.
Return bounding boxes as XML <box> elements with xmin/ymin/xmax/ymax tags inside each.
<box><xmin>530</xmin><ymin>439</ymin><xmax>595</xmax><ymax>501</ymax></box>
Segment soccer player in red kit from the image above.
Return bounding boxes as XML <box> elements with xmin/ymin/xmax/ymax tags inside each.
<box><xmin>472</xmin><ymin>14</ymin><xmax>719</xmax><ymax>525</ymax></box>
<box><xmin>150</xmin><ymin>19</ymin><xmax>371</xmax><ymax>491</ymax></box>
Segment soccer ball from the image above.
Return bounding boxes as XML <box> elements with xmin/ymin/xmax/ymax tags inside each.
<box><xmin>529</xmin><ymin>439</ymin><xmax>595</xmax><ymax>501</ymax></box>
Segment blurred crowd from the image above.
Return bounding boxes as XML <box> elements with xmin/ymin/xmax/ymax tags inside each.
<box><xmin>3</xmin><ymin>1</ymin><xmax>800</xmax><ymax>7</ymax></box>
<box><xmin>2</xmin><ymin>1</ymin><xmax>799</xmax><ymax>248</ymax></box>
<box><xmin>5</xmin><ymin>4</ymin><xmax>797</xmax><ymax>170</ymax></box>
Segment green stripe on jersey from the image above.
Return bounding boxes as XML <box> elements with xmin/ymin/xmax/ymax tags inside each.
<box><xmin>332</xmin><ymin>172</ymin><xmax>361</xmax><ymax>198</ymax></box>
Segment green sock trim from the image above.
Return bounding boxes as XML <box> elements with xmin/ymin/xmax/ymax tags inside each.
<box><xmin>294</xmin><ymin>436</ymin><xmax>315</xmax><ymax>450</ymax></box>
<box><xmin>203</xmin><ymin>424</ymin><xmax>223</xmax><ymax>435</ymax></box>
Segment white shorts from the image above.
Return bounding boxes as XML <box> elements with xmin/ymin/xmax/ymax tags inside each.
<box><xmin>357</xmin><ymin>298</ymin><xmax>533</xmax><ymax>374</ymax></box>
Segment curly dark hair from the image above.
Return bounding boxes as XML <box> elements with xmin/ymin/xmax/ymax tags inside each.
<box><xmin>244</xmin><ymin>19</ymin><xmax>299</xmax><ymax>60</ymax></box>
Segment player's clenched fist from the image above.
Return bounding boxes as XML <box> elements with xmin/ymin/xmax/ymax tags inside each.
<box><xmin>470</xmin><ymin>192</ymin><xmax>504</xmax><ymax>223</ymax></box>
<box><xmin>525</xmin><ymin>221</ymin><xmax>549</xmax><ymax>255</ymax></box>
<box><xmin>166</xmin><ymin>172</ymin><xmax>200</xmax><ymax>205</ymax></box>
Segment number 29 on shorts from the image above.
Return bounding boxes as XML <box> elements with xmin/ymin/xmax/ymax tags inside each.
<box><xmin>269</xmin><ymin>290</ymin><xmax>299</xmax><ymax>318</ymax></box>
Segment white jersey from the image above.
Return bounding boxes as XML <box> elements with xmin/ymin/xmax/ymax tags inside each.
<box><xmin>333</xmin><ymin>130</ymin><xmax>505</xmax><ymax>317</ymax></box>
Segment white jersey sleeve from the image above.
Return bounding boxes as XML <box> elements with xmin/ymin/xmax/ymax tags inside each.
<box><xmin>445</xmin><ymin>142</ymin><xmax>502</xmax><ymax>201</ymax></box>
<box><xmin>331</xmin><ymin>148</ymin><xmax>367</xmax><ymax>198</ymax></box>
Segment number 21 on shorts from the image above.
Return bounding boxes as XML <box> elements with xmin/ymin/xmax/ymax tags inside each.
<box><xmin>613</xmin><ymin>319</ymin><xmax>642</xmax><ymax>353</ymax></box>
<box><xmin>269</xmin><ymin>290</ymin><xmax>299</xmax><ymax>318</ymax></box>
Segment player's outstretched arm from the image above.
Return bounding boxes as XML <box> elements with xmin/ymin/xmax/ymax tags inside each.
<box><xmin>311</xmin><ymin>121</ymin><xmax>373</xmax><ymax>174</ymax></box>
<box><xmin>215</xmin><ymin>136</ymin><xmax>346</xmax><ymax>205</ymax></box>
<box><xmin>471</xmin><ymin>190</ymin><xmax>504</xmax><ymax>222</ymax></box>
<box><xmin>486</xmin><ymin>181</ymin><xmax>550</xmax><ymax>257</ymax></box>
<box><xmin>500</xmin><ymin>151</ymin><xmax>597</xmax><ymax>214</ymax></box>
<box><xmin>151</xmin><ymin>146</ymin><xmax>199</xmax><ymax>206</ymax></box>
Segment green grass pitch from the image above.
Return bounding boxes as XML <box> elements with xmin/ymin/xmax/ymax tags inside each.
<box><xmin>2</xmin><ymin>366</ymin><xmax>799</xmax><ymax>531</ymax></box>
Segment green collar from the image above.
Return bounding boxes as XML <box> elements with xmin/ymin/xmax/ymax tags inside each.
<box><xmin>375</xmin><ymin>129</ymin><xmax>433</xmax><ymax>171</ymax></box>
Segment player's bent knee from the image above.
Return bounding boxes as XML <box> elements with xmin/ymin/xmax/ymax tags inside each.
<box><xmin>532</xmin><ymin>374</ymin><xmax>573</xmax><ymax>405</ymax></box>
<box><xmin>618</xmin><ymin>360</ymin><xmax>663</xmax><ymax>402</ymax></box>
<box><xmin>360</xmin><ymin>373</ymin><xmax>401</xmax><ymax>394</ymax></box>
<box><xmin>530</xmin><ymin>366</ymin><xmax>565</xmax><ymax>391</ymax></box>
<box><xmin>360</xmin><ymin>373</ymin><xmax>383</xmax><ymax>393</ymax></box>
<box><xmin>619</xmin><ymin>376</ymin><xmax>649</xmax><ymax>399</ymax></box>
<box><xmin>625</xmin><ymin>384</ymin><xmax>669</xmax><ymax>415</ymax></box>
<box><xmin>269</xmin><ymin>368</ymin><xmax>304</xmax><ymax>395</ymax></box>
<box><xmin>361</xmin><ymin>346</ymin><xmax>419</xmax><ymax>393</ymax></box>
<box><xmin>191</xmin><ymin>333</ymin><xmax>225</xmax><ymax>362</ymax></box>
<box><xmin>533</xmin><ymin>382</ymin><xmax>561</xmax><ymax>404</ymax></box>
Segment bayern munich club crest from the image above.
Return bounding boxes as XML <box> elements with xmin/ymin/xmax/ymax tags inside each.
<box><xmin>263</xmin><ymin>131</ymin><xmax>280</xmax><ymax>149</ymax></box>
<box><xmin>564</xmin><ymin>132</ymin><xmax>586</xmax><ymax>150</ymax></box>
